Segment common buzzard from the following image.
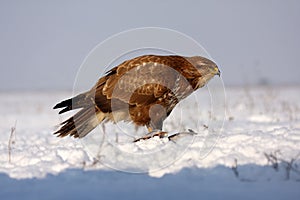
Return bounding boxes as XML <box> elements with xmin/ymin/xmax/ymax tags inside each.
<box><xmin>53</xmin><ymin>55</ymin><xmax>220</xmax><ymax>138</ymax></box>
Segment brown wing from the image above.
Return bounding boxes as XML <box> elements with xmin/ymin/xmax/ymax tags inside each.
<box><xmin>93</xmin><ymin>55</ymin><xmax>190</xmax><ymax>111</ymax></box>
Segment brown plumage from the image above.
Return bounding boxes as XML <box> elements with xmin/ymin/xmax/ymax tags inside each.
<box><xmin>53</xmin><ymin>55</ymin><xmax>220</xmax><ymax>138</ymax></box>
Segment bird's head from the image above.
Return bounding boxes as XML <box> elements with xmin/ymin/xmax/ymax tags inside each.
<box><xmin>185</xmin><ymin>56</ymin><xmax>221</xmax><ymax>89</ymax></box>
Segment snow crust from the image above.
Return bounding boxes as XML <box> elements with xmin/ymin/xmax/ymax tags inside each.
<box><xmin>0</xmin><ymin>86</ymin><xmax>299</xmax><ymax>180</ymax></box>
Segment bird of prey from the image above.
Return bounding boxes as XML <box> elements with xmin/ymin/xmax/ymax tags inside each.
<box><xmin>53</xmin><ymin>55</ymin><xmax>220</xmax><ymax>138</ymax></box>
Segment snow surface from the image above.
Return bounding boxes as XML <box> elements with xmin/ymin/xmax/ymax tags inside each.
<box><xmin>0</xmin><ymin>86</ymin><xmax>300</xmax><ymax>198</ymax></box>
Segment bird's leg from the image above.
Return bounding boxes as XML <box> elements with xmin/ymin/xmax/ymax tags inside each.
<box><xmin>147</xmin><ymin>126</ymin><xmax>153</xmax><ymax>133</ymax></box>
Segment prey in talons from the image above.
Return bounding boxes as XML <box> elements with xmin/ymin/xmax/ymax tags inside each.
<box><xmin>133</xmin><ymin>129</ymin><xmax>198</xmax><ymax>143</ymax></box>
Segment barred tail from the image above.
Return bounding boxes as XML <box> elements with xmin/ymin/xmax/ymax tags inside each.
<box><xmin>53</xmin><ymin>91</ymin><xmax>106</xmax><ymax>138</ymax></box>
<box><xmin>54</xmin><ymin>107</ymin><xmax>106</xmax><ymax>138</ymax></box>
<box><xmin>53</xmin><ymin>92</ymin><xmax>93</xmax><ymax>114</ymax></box>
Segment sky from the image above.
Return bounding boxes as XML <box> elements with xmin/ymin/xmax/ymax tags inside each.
<box><xmin>0</xmin><ymin>0</ymin><xmax>299</xmax><ymax>91</ymax></box>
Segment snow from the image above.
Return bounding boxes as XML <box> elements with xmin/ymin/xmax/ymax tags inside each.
<box><xmin>0</xmin><ymin>86</ymin><xmax>300</xmax><ymax>198</ymax></box>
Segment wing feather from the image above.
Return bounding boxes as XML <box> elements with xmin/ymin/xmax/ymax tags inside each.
<box><xmin>93</xmin><ymin>55</ymin><xmax>194</xmax><ymax>110</ymax></box>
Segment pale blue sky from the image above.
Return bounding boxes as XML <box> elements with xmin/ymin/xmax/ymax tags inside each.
<box><xmin>0</xmin><ymin>0</ymin><xmax>299</xmax><ymax>90</ymax></box>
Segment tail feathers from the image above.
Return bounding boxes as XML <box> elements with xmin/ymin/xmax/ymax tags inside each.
<box><xmin>54</xmin><ymin>108</ymin><xmax>106</xmax><ymax>138</ymax></box>
<box><xmin>53</xmin><ymin>93</ymin><xmax>93</xmax><ymax>114</ymax></box>
<box><xmin>53</xmin><ymin>98</ymin><xmax>73</xmax><ymax>114</ymax></box>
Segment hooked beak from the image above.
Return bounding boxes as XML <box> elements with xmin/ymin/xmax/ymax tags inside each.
<box><xmin>214</xmin><ymin>67</ymin><xmax>221</xmax><ymax>77</ymax></box>
<box><xmin>217</xmin><ymin>69</ymin><xmax>221</xmax><ymax>77</ymax></box>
